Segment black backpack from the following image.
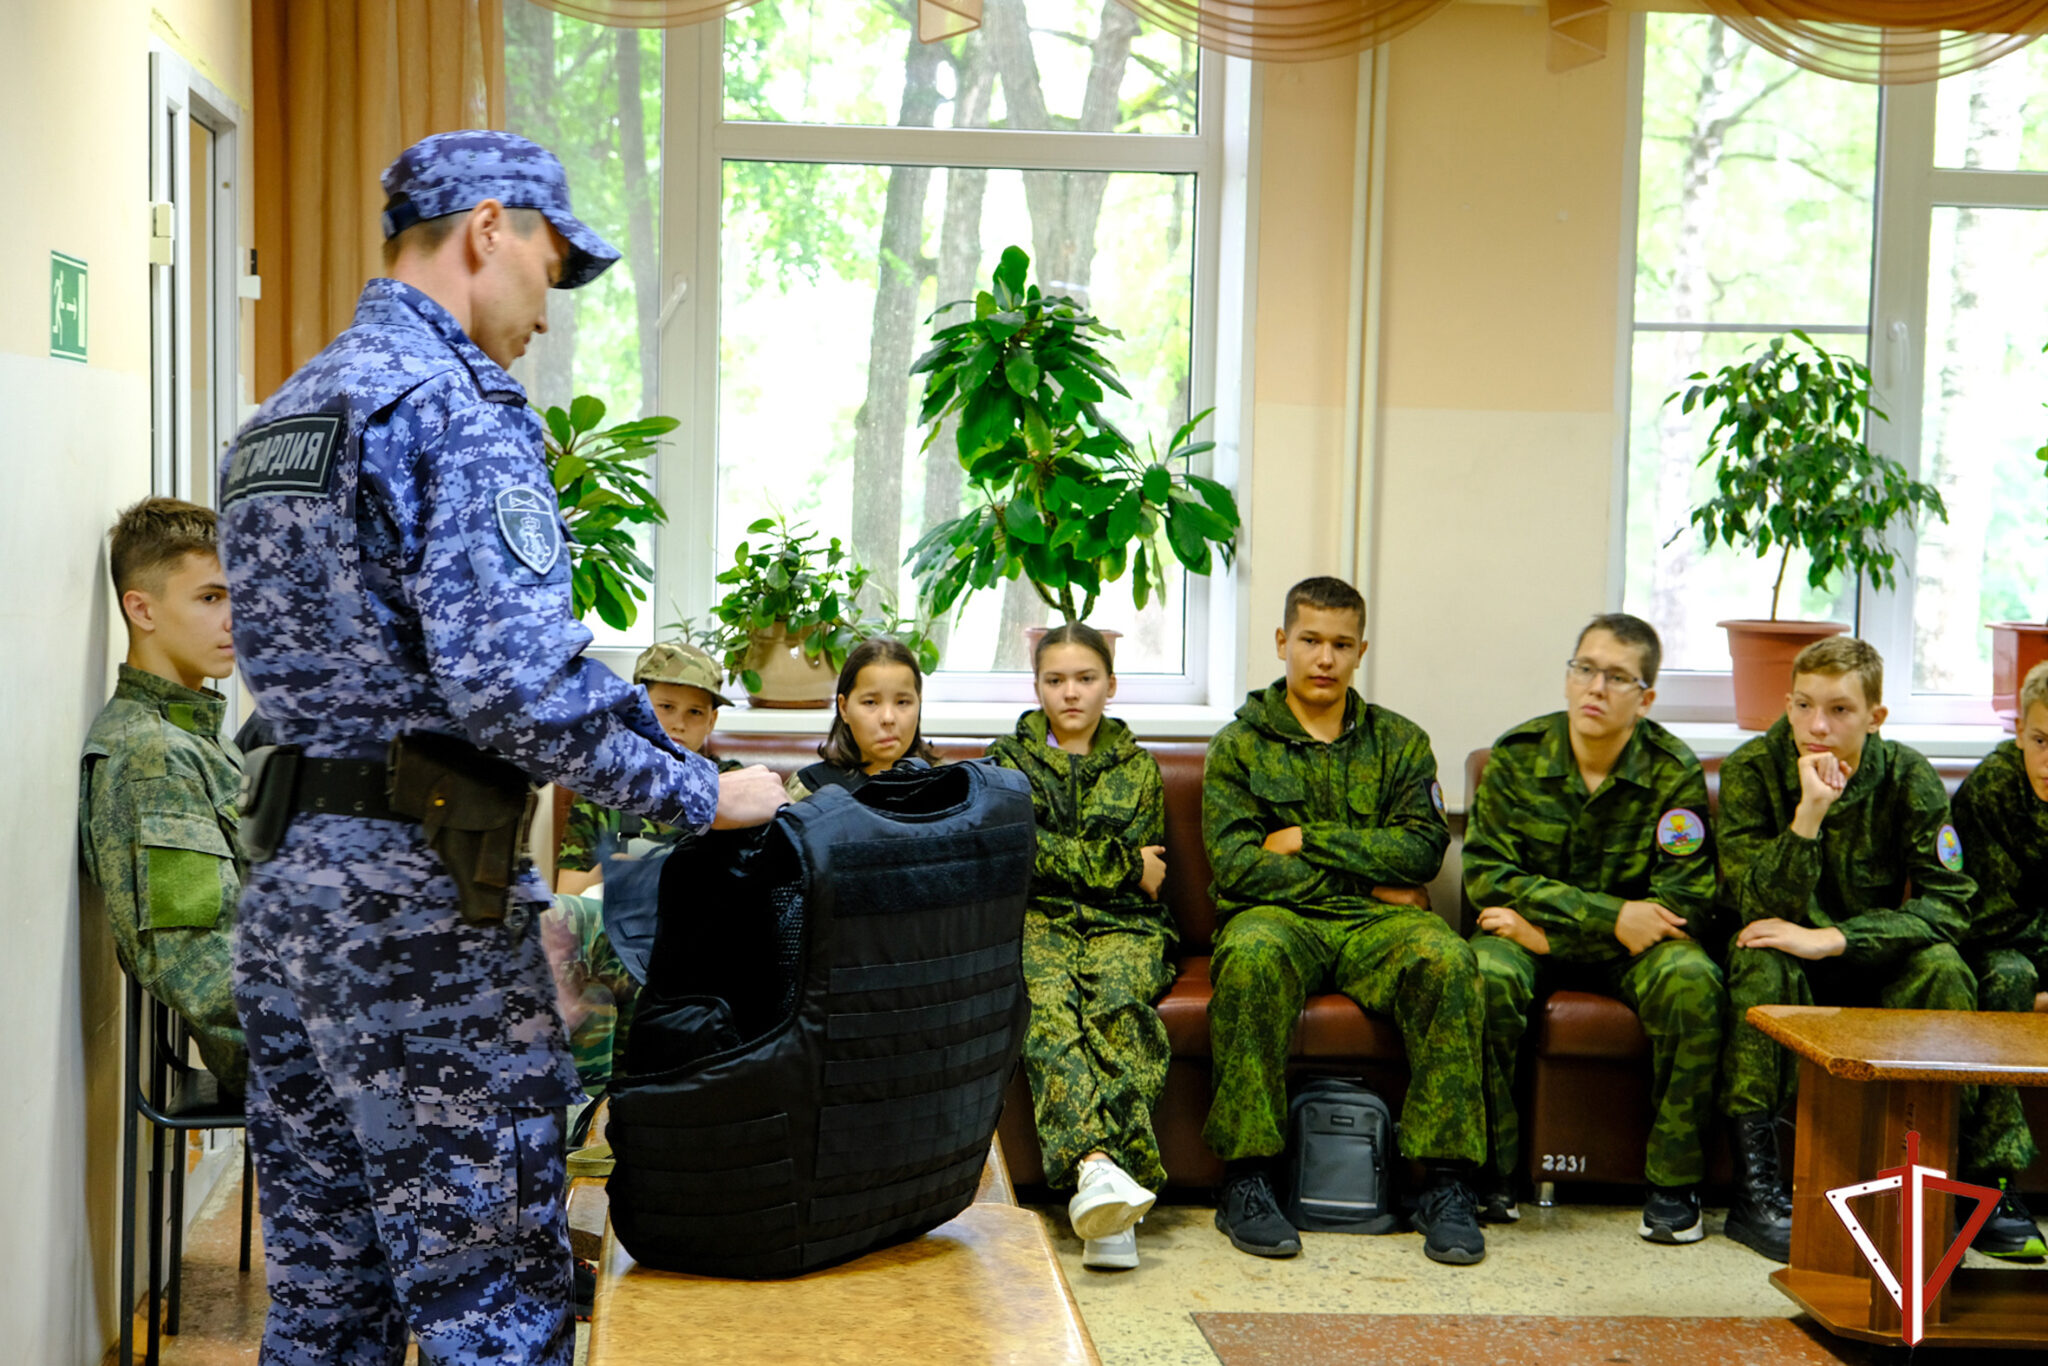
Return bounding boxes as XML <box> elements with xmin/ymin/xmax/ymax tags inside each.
<box><xmin>1283</xmin><ymin>1076</ymin><xmax>1399</xmax><ymax>1234</ymax></box>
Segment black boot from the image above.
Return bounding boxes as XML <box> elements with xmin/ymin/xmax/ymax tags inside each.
<box><xmin>1724</xmin><ymin>1112</ymin><xmax>1792</xmax><ymax>1262</ymax></box>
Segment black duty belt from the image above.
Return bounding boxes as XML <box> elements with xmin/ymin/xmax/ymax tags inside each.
<box><xmin>289</xmin><ymin>756</ymin><xmax>413</xmax><ymax>823</ymax></box>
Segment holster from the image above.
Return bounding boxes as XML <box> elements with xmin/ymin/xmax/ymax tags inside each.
<box><xmin>237</xmin><ymin>743</ymin><xmax>304</xmax><ymax>864</ymax></box>
<box><xmin>386</xmin><ymin>731</ymin><xmax>538</xmax><ymax>925</ymax></box>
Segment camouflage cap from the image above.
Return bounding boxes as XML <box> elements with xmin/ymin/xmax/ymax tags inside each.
<box><xmin>633</xmin><ymin>640</ymin><xmax>732</xmax><ymax>706</ymax></box>
<box><xmin>380</xmin><ymin>130</ymin><xmax>620</xmax><ymax>290</ymax></box>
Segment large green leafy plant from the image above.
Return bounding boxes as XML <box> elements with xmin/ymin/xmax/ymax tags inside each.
<box><xmin>906</xmin><ymin>246</ymin><xmax>1239</xmax><ymax>625</ymax></box>
<box><xmin>539</xmin><ymin>395</ymin><xmax>678</xmax><ymax>630</ymax></box>
<box><xmin>704</xmin><ymin>514</ymin><xmax>940</xmax><ymax>695</ymax></box>
<box><xmin>1668</xmin><ymin>332</ymin><xmax>1947</xmax><ymax>619</ymax></box>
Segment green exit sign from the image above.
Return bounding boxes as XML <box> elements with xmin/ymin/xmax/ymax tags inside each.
<box><xmin>50</xmin><ymin>251</ymin><xmax>87</xmax><ymax>363</ymax></box>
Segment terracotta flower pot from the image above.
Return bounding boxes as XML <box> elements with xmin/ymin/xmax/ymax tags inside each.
<box><xmin>1989</xmin><ymin>622</ymin><xmax>2048</xmax><ymax>729</ymax></box>
<box><xmin>741</xmin><ymin>624</ymin><xmax>836</xmax><ymax>709</ymax></box>
<box><xmin>1720</xmin><ymin>619</ymin><xmax>1849</xmax><ymax>731</ymax></box>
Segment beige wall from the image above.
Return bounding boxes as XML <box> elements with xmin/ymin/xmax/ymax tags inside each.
<box><xmin>0</xmin><ymin>3</ymin><xmax>252</xmax><ymax>1360</ymax></box>
<box><xmin>1243</xmin><ymin>5</ymin><xmax>1631</xmax><ymax>792</ymax></box>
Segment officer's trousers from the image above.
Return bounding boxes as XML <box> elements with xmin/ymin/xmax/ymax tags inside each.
<box><xmin>1472</xmin><ymin>935</ymin><xmax>1723</xmax><ymax>1187</ymax></box>
<box><xmin>1203</xmin><ymin>904</ymin><xmax>1486</xmax><ymax>1165</ymax></box>
<box><xmin>1020</xmin><ymin>909</ymin><xmax>1175</xmax><ymax>1190</ymax></box>
<box><xmin>234</xmin><ymin>817</ymin><xmax>579</xmax><ymax>1366</ymax></box>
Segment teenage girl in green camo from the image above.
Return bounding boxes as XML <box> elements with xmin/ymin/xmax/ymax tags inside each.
<box><xmin>785</xmin><ymin>636</ymin><xmax>942</xmax><ymax>800</ymax></box>
<box><xmin>985</xmin><ymin>623</ymin><xmax>1175</xmax><ymax>1272</ymax></box>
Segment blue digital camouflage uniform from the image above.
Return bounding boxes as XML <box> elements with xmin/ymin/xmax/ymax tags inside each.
<box><xmin>219</xmin><ymin>132</ymin><xmax>716</xmax><ymax>1365</ymax></box>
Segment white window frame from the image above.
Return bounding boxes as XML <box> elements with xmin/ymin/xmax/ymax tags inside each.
<box><xmin>1613</xmin><ymin>18</ymin><xmax>2048</xmax><ymax>726</ymax></box>
<box><xmin>590</xmin><ymin>20</ymin><xmax>1251</xmax><ymax>709</ymax></box>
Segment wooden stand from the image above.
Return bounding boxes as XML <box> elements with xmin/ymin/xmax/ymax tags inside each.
<box><xmin>1751</xmin><ymin>1005</ymin><xmax>2048</xmax><ymax>1349</ymax></box>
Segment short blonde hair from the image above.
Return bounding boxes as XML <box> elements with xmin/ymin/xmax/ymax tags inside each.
<box><xmin>1791</xmin><ymin>635</ymin><xmax>1884</xmax><ymax>709</ymax></box>
<box><xmin>2020</xmin><ymin>661</ymin><xmax>2048</xmax><ymax>722</ymax></box>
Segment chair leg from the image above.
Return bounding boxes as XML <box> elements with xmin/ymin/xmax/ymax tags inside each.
<box><xmin>1537</xmin><ymin>1180</ymin><xmax>1556</xmax><ymax>1208</ymax></box>
<box><xmin>120</xmin><ymin>1107</ymin><xmax>139</xmax><ymax>1366</ymax></box>
<box><xmin>166</xmin><ymin>1134</ymin><xmax>186</xmax><ymax>1335</ymax></box>
<box><xmin>146</xmin><ymin>1122</ymin><xmax>164</xmax><ymax>1366</ymax></box>
<box><xmin>239</xmin><ymin>1137</ymin><xmax>254</xmax><ymax>1274</ymax></box>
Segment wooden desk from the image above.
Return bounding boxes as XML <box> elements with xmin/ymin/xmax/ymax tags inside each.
<box><xmin>1750</xmin><ymin>1005</ymin><xmax>2048</xmax><ymax>1349</ymax></box>
<box><xmin>587</xmin><ymin>1140</ymin><xmax>1099</xmax><ymax>1366</ymax></box>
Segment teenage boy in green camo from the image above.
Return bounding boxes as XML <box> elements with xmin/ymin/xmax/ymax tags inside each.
<box><xmin>555</xmin><ymin>639</ymin><xmax>740</xmax><ymax>893</ymax></box>
<box><xmin>1947</xmin><ymin>659</ymin><xmax>2048</xmax><ymax>1258</ymax></box>
<box><xmin>81</xmin><ymin>498</ymin><xmax>249</xmax><ymax>1096</ymax></box>
<box><xmin>1203</xmin><ymin>575</ymin><xmax>1488</xmax><ymax>1266</ymax></box>
<box><xmin>1715</xmin><ymin>635</ymin><xmax>2033</xmax><ymax>1263</ymax></box>
<box><xmin>1464</xmin><ymin>613</ymin><xmax>1723</xmax><ymax>1246</ymax></box>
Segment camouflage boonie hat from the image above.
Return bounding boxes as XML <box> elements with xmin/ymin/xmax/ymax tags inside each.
<box><xmin>633</xmin><ymin>640</ymin><xmax>732</xmax><ymax>707</ymax></box>
<box><xmin>380</xmin><ymin>130</ymin><xmax>620</xmax><ymax>289</ymax></box>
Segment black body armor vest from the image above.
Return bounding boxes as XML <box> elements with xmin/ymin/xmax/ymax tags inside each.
<box><xmin>604</xmin><ymin>761</ymin><xmax>1035</xmax><ymax>1277</ymax></box>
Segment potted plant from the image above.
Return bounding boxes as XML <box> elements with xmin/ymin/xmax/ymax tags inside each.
<box><xmin>539</xmin><ymin>394</ymin><xmax>678</xmax><ymax>630</ymax></box>
<box><xmin>700</xmin><ymin>514</ymin><xmax>940</xmax><ymax>708</ymax></box>
<box><xmin>1669</xmin><ymin>332</ymin><xmax>1947</xmax><ymax>729</ymax></box>
<box><xmin>905</xmin><ymin>246</ymin><xmax>1239</xmax><ymax>646</ymax></box>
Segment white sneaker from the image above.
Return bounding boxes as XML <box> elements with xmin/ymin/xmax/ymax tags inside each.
<box><xmin>1082</xmin><ymin>1227</ymin><xmax>1139</xmax><ymax>1270</ymax></box>
<box><xmin>1068</xmin><ymin>1156</ymin><xmax>1155</xmax><ymax>1241</ymax></box>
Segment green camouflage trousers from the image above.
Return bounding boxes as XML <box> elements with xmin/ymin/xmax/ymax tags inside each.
<box><xmin>545</xmin><ymin>893</ymin><xmax>640</xmax><ymax>1099</ymax></box>
<box><xmin>1963</xmin><ymin>942</ymin><xmax>2046</xmax><ymax>1178</ymax></box>
<box><xmin>1473</xmin><ymin>935</ymin><xmax>1723</xmax><ymax>1186</ymax></box>
<box><xmin>1022</xmin><ymin>910</ymin><xmax>1176</xmax><ymax>1191</ymax></box>
<box><xmin>1204</xmin><ymin>905</ymin><xmax>1486</xmax><ymax>1165</ymax></box>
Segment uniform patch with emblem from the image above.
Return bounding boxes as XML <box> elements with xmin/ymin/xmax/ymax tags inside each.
<box><xmin>1429</xmin><ymin>780</ymin><xmax>1445</xmax><ymax>817</ymax></box>
<box><xmin>1656</xmin><ymin>807</ymin><xmax>1706</xmax><ymax>857</ymax></box>
<box><xmin>221</xmin><ymin>412</ymin><xmax>344</xmax><ymax>504</ymax></box>
<box><xmin>1937</xmin><ymin>822</ymin><xmax>1963</xmax><ymax>872</ymax></box>
<box><xmin>495</xmin><ymin>486</ymin><xmax>562</xmax><ymax>575</ymax></box>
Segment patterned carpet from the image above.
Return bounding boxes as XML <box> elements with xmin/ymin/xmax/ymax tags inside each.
<box><xmin>1191</xmin><ymin>1312</ymin><xmax>1919</xmax><ymax>1365</ymax></box>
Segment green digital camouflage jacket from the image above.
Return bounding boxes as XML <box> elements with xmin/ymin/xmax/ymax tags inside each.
<box><xmin>985</xmin><ymin>710</ymin><xmax>1174</xmax><ymax>939</ymax></box>
<box><xmin>1716</xmin><ymin>717</ymin><xmax>1973</xmax><ymax>965</ymax></box>
<box><xmin>80</xmin><ymin>664</ymin><xmax>248</xmax><ymax>1089</ymax></box>
<box><xmin>1950</xmin><ymin>740</ymin><xmax>2048</xmax><ymax>952</ymax></box>
<box><xmin>1463</xmin><ymin>711</ymin><xmax>1717</xmax><ymax>963</ymax></box>
<box><xmin>1203</xmin><ymin>680</ymin><xmax>1449</xmax><ymax>924</ymax></box>
<box><xmin>557</xmin><ymin>754</ymin><xmax>742</xmax><ymax>872</ymax></box>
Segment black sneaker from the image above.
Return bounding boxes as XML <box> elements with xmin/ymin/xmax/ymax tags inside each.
<box><xmin>1478</xmin><ymin>1174</ymin><xmax>1520</xmax><ymax>1225</ymax></box>
<box><xmin>1412</xmin><ymin>1179</ymin><xmax>1487</xmax><ymax>1265</ymax></box>
<box><xmin>573</xmin><ymin>1258</ymin><xmax>596</xmax><ymax>1322</ymax></box>
<box><xmin>1971</xmin><ymin>1181</ymin><xmax>2047</xmax><ymax>1261</ymax></box>
<box><xmin>1640</xmin><ymin>1183</ymin><xmax>1705</xmax><ymax>1245</ymax></box>
<box><xmin>1214</xmin><ymin>1169</ymin><xmax>1302</xmax><ymax>1258</ymax></box>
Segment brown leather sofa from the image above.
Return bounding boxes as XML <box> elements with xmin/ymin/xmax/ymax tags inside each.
<box><xmin>563</xmin><ymin>730</ymin><xmax>2048</xmax><ymax>1197</ymax></box>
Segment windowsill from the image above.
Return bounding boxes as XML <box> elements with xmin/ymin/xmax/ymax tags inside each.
<box><xmin>1664</xmin><ymin>720</ymin><xmax>2013</xmax><ymax>760</ymax></box>
<box><xmin>715</xmin><ymin>699</ymin><xmax>1237</xmax><ymax>740</ymax></box>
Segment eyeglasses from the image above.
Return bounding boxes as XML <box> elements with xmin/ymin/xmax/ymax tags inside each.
<box><xmin>1566</xmin><ymin>659</ymin><xmax>1646</xmax><ymax>694</ymax></box>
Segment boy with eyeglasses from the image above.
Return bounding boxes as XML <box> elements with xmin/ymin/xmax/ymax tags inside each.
<box><xmin>1464</xmin><ymin>613</ymin><xmax>1722</xmax><ymax>1245</ymax></box>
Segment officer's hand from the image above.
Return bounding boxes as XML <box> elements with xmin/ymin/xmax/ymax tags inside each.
<box><xmin>1373</xmin><ymin>884</ymin><xmax>1432</xmax><ymax>912</ymax></box>
<box><xmin>711</xmin><ymin>765</ymin><xmax>790</xmax><ymax>829</ymax></box>
<box><xmin>1139</xmin><ymin>845</ymin><xmax>1168</xmax><ymax>901</ymax></box>
<box><xmin>1478</xmin><ymin>905</ymin><xmax>1551</xmax><ymax>956</ymax></box>
<box><xmin>1736</xmin><ymin>917</ymin><xmax>1847</xmax><ymax>960</ymax></box>
<box><xmin>1615</xmin><ymin>899</ymin><xmax>1688</xmax><ymax>955</ymax></box>
<box><xmin>1262</xmin><ymin>825</ymin><xmax>1304</xmax><ymax>856</ymax></box>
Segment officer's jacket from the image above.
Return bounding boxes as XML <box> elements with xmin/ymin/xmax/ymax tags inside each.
<box><xmin>1716</xmin><ymin>718</ymin><xmax>1973</xmax><ymax>964</ymax></box>
<box><xmin>1203</xmin><ymin>681</ymin><xmax>1449</xmax><ymax>924</ymax></box>
<box><xmin>1462</xmin><ymin>712</ymin><xmax>1716</xmax><ymax>962</ymax></box>
<box><xmin>79</xmin><ymin>664</ymin><xmax>247</xmax><ymax>1087</ymax></box>
<box><xmin>985</xmin><ymin>710</ymin><xmax>1174</xmax><ymax>939</ymax></box>
<box><xmin>1950</xmin><ymin>740</ymin><xmax>2048</xmax><ymax>952</ymax></box>
<box><xmin>217</xmin><ymin>279</ymin><xmax>717</xmax><ymax>832</ymax></box>
<box><xmin>558</xmin><ymin>755</ymin><xmax>743</xmax><ymax>872</ymax></box>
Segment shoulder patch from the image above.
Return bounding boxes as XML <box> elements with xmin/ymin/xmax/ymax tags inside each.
<box><xmin>495</xmin><ymin>486</ymin><xmax>562</xmax><ymax>575</ymax></box>
<box><xmin>1656</xmin><ymin>807</ymin><xmax>1706</xmax><ymax>857</ymax></box>
<box><xmin>1937</xmin><ymin>822</ymin><xmax>1964</xmax><ymax>872</ymax></box>
<box><xmin>1429</xmin><ymin>780</ymin><xmax>1446</xmax><ymax>817</ymax></box>
<box><xmin>222</xmin><ymin>412</ymin><xmax>343</xmax><ymax>504</ymax></box>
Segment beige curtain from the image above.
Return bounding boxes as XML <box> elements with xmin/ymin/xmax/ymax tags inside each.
<box><xmin>1698</xmin><ymin>0</ymin><xmax>2048</xmax><ymax>82</ymax></box>
<box><xmin>254</xmin><ymin>0</ymin><xmax>506</xmax><ymax>396</ymax></box>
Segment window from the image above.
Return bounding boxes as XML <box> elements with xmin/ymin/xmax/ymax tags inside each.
<box><xmin>505</xmin><ymin>1</ymin><xmax>1241</xmax><ymax>699</ymax></box>
<box><xmin>1621</xmin><ymin>18</ymin><xmax>2048</xmax><ymax>721</ymax></box>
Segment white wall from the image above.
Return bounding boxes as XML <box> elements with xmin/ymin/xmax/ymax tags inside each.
<box><xmin>0</xmin><ymin>3</ymin><xmax>251</xmax><ymax>1359</ymax></box>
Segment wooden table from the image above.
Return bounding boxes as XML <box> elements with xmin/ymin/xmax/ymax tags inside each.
<box><xmin>1750</xmin><ymin>1005</ymin><xmax>2048</xmax><ymax>1349</ymax></box>
<box><xmin>586</xmin><ymin>1139</ymin><xmax>1100</xmax><ymax>1365</ymax></box>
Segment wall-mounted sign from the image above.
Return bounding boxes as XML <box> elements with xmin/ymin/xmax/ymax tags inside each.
<box><xmin>51</xmin><ymin>251</ymin><xmax>87</xmax><ymax>363</ymax></box>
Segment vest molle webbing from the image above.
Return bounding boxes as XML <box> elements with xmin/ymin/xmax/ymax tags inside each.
<box><xmin>605</xmin><ymin>761</ymin><xmax>1035</xmax><ymax>1277</ymax></box>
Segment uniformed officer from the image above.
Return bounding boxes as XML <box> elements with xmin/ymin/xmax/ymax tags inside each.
<box><xmin>218</xmin><ymin>131</ymin><xmax>786</xmax><ymax>1364</ymax></box>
